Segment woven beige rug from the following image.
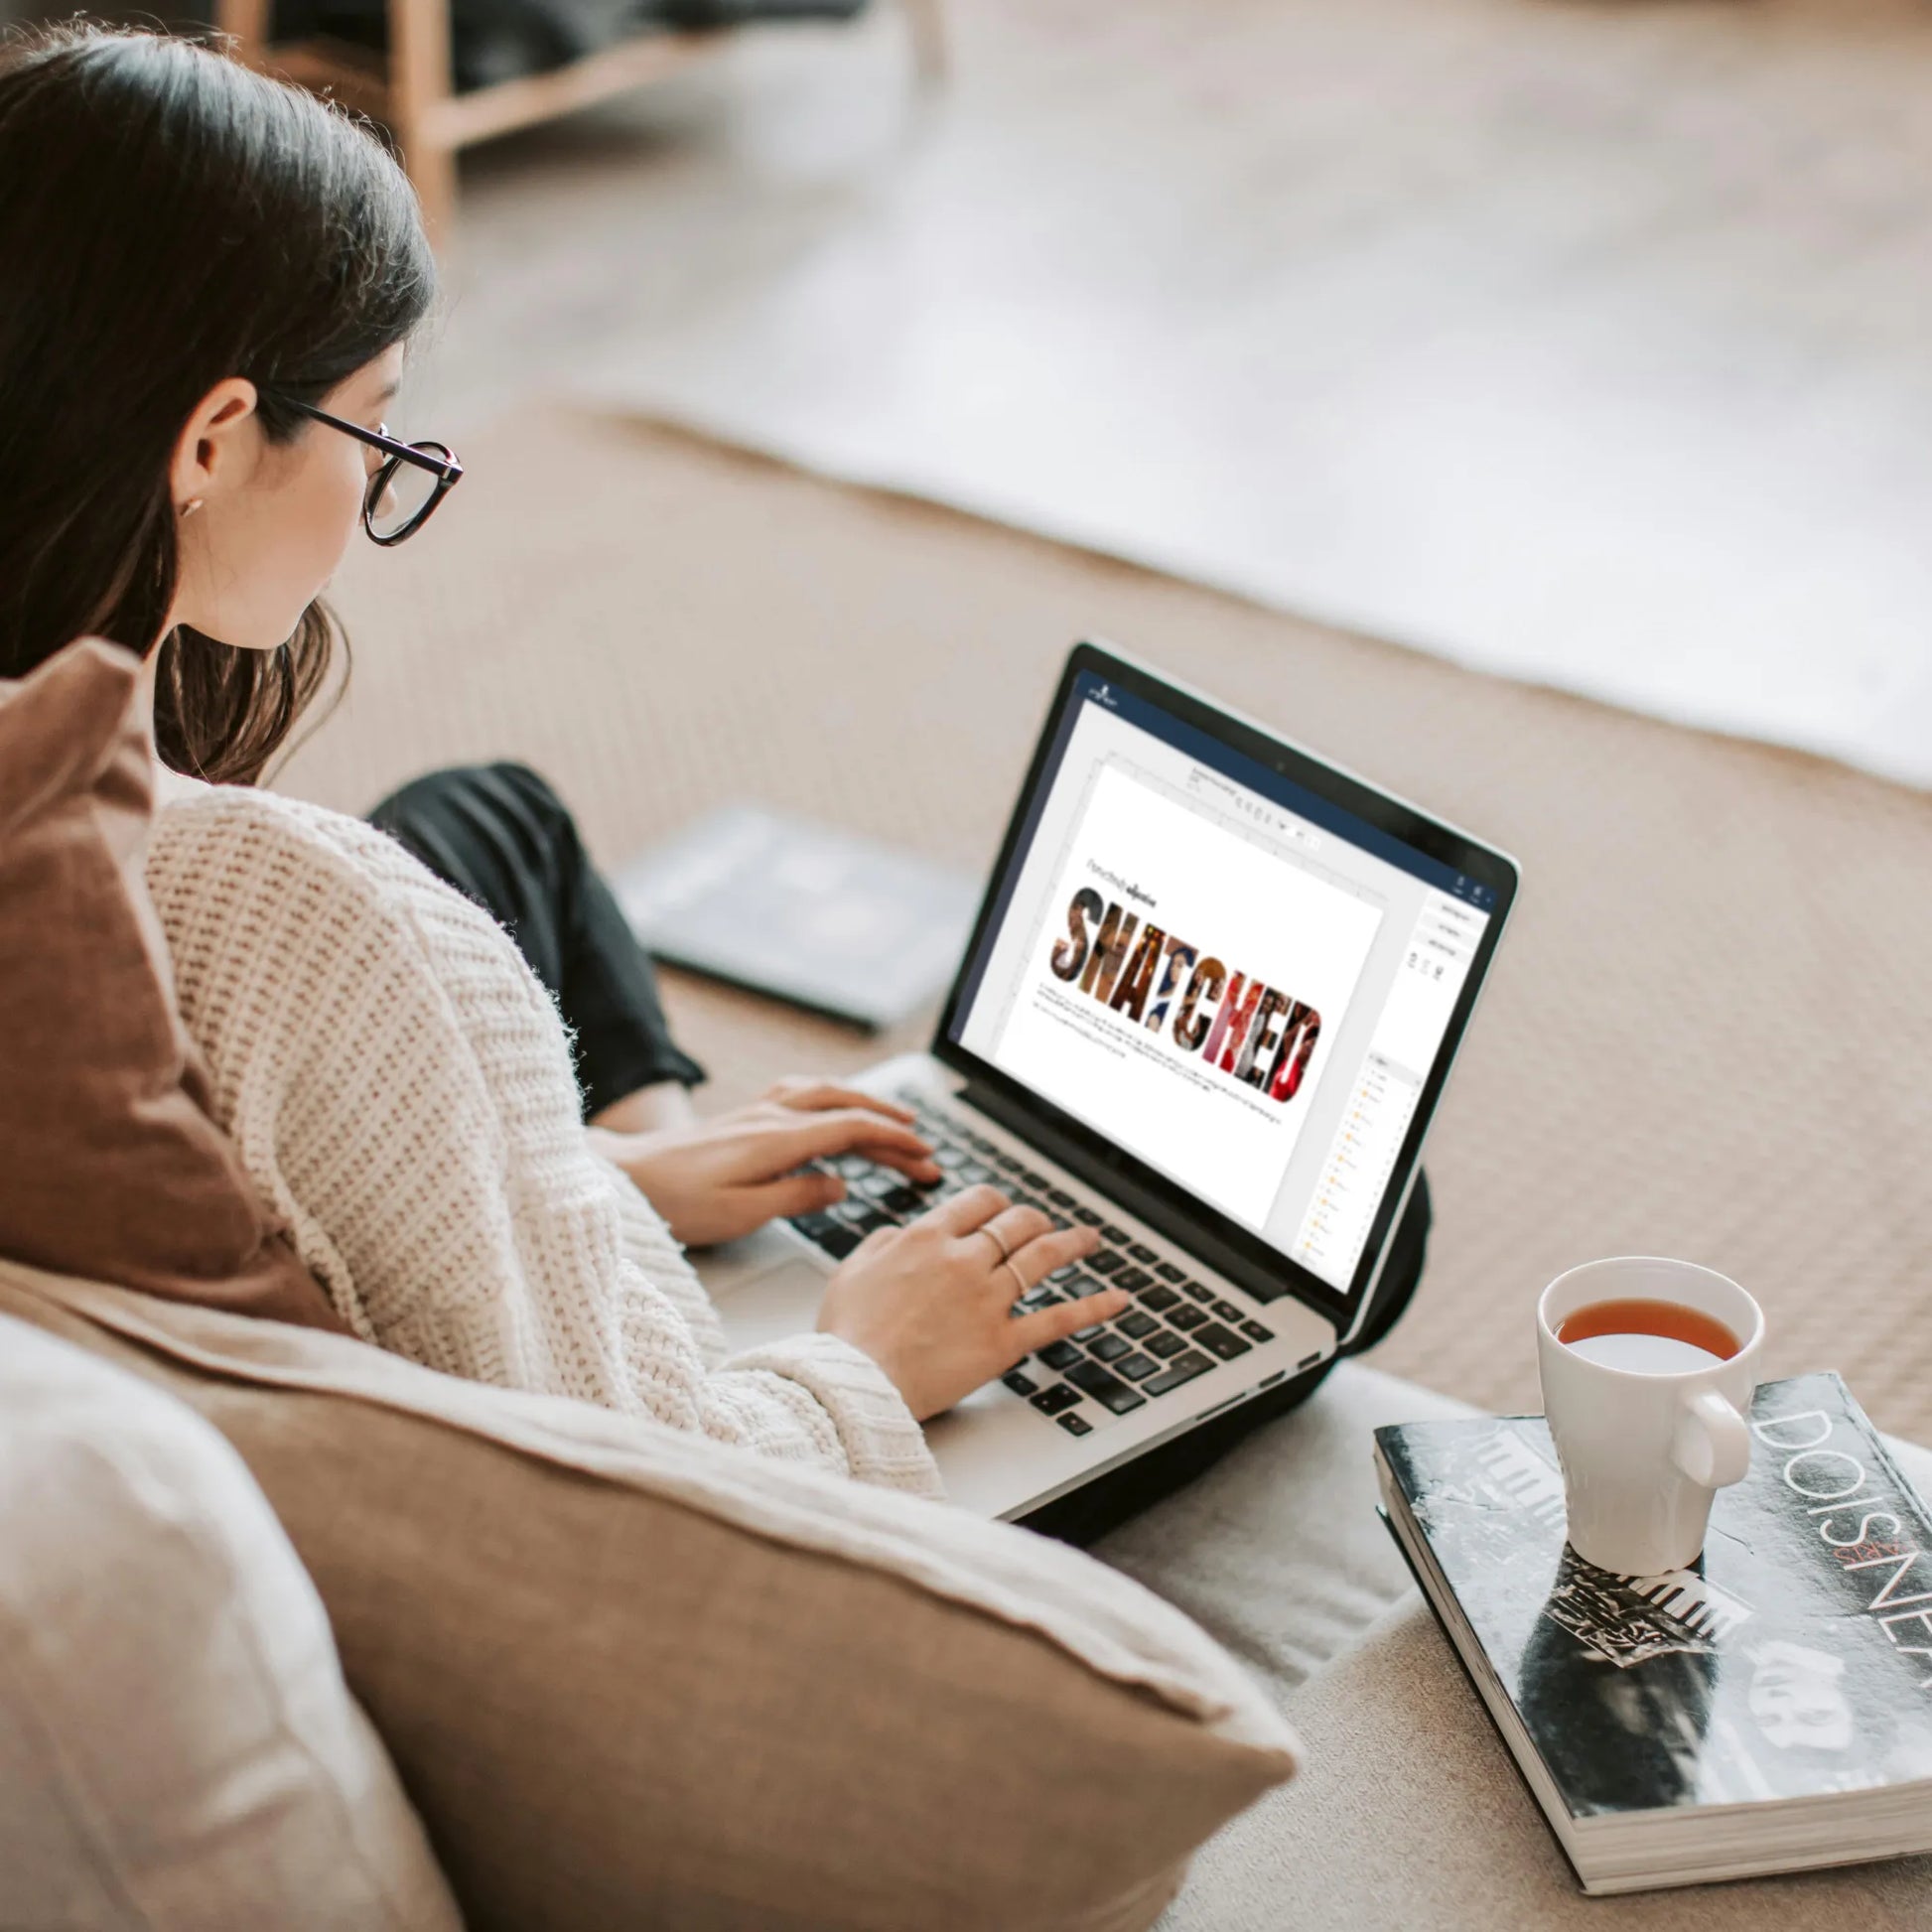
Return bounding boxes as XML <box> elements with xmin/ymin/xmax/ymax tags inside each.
<box><xmin>280</xmin><ymin>404</ymin><xmax>1932</xmax><ymax>1444</ymax></box>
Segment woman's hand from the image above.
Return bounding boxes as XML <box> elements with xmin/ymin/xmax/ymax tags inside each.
<box><xmin>816</xmin><ymin>1184</ymin><xmax>1132</xmax><ymax>1421</ymax></box>
<box><xmin>595</xmin><ymin>1077</ymin><xmax>941</xmax><ymax>1249</ymax></box>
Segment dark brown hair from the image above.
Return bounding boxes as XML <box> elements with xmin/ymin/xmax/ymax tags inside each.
<box><xmin>0</xmin><ymin>20</ymin><xmax>438</xmax><ymax>781</ymax></box>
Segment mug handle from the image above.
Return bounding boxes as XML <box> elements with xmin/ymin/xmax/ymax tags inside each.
<box><xmin>1671</xmin><ymin>1387</ymin><xmax>1751</xmax><ymax>1489</ymax></box>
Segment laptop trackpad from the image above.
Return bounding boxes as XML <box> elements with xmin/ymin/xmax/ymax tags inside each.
<box><xmin>702</xmin><ymin>1227</ymin><xmax>829</xmax><ymax>1354</ymax></box>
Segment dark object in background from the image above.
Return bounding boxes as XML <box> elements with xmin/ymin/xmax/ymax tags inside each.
<box><xmin>612</xmin><ymin>803</ymin><xmax>978</xmax><ymax>1035</ymax></box>
<box><xmin>273</xmin><ymin>0</ymin><xmax>631</xmax><ymax>91</ymax></box>
<box><xmin>272</xmin><ymin>0</ymin><xmax>866</xmax><ymax>95</ymax></box>
<box><xmin>651</xmin><ymin>0</ymin><xmax>863</xmax><ymax>21</ymax></box>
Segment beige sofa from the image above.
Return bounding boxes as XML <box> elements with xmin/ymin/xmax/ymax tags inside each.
<box><xmin>3</xmin><ymin>1256</ymin><xmax>1926</xmax><ymax>1929</ymax></box>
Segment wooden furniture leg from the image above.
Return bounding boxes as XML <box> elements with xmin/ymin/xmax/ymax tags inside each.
<box><xmin>902</xmin><ymin>0</ymin><xmax>947</xmax><ymax>89</ymax></box>
<box><xmin>387</xmin><ymin>0</ymin><xmax>458</xmax><ymax>248</ymax></box>
<box><xmin>213</xmin><ymin>0</ymin><xmax>272</xmax><ymax>66</ymax></box>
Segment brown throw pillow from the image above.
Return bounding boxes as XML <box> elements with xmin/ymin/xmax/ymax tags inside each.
<box><xmin>0</xmin><ymin>1261</ymin><xmax>1306</xmax><ymax>1932</ymax></box>
<box><xmin>0</xmin><ymin>636</ymin><xmax>342</xmax><ymax>1331</ymax></box>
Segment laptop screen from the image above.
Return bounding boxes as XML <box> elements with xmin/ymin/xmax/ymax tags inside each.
<box><xmin>940</xmin><ymin>650</ymin><xmax>1511</xmax><ymax>1315</ymax></box>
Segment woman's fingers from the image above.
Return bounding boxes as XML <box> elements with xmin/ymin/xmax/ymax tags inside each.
<box><xmin>922</xmin><ymin>1183</ymin><xmax>1014</xmax><ymax>1236</ymax></box>
<box><xmin>1008</xmin><ymin>1287</ymin><xmax>1131</xmax><ymax>1359</ymax></box>
<box><xmin>761</xmin><ymin>1108</ymin><xmax>938</xmax><ymax>1177</ymax></box>
<box><xmin>1000</xmin><ymin>1219</ymin><xmax>1100</xmax><ymax>1285</ymax></box>
<box><xmin>967</xmin><ymin>1201</ymin><xmax>1054</xmax><ymax>1260</ymax></box>
<box><xmin>740</xmin><ymin>1168</ymin><xmax>847</xmax><ymax>1225</ymax></box>
<box><xmin>918</xmin><ymin>1192</ymin><xmax>1097</xmax><ymax>1285</ymax></box>
<box><xmin>764</xmin><ymin>1078</ymin><xmax>917</xmax><ymax>1125</ymax></box>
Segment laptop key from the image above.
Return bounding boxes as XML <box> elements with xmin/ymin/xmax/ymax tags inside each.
<box><xmin>1070</xmin><ymin>1323</ymin><xmax>1106</xmax><ymax>1341</ymax></box>
<box><xmin>1117</xmin><ymin>1311</ymin><xmax>1157</xmax><ymax>1339</ymax></box>
<box><xmin>1073</xmin><ymin>1206</ymin><xmax>1103</xmax><ymax>1226</ymax></box>
<box><xmin>1056</xmin><ymin>1413</ymin><xmax>1093</xmax><ymax>1438</ymax></box>
<box><xmin>1212</xmin><ymin>1300</ymin><xmax>1245</xmax><ymax>1323</ymax></box>
<box><xmin>1088</xmin><ymin>1333</ymin><xmax>1131</xmax><ymax>1362</ymax></box>
<box><xmin>959</xmin><ymin>1163</ymin><xmax>996</xmax><ymax>1184</ymax></box>
<box><xmin>1055</xmin><ymin>1271</ymin><xmax>1098</xmax><ymax>1298</ymax></box>
<box><xmin>789</xmin><ymin>1211</ymin><xmax>841</xmax><ymax>1240</ymax></box>
<box><xmin>1168</xmin><ymin>1305</ymin><xmax>1206</xmax><ymax>1331</ymax></box>
<box><xmin>1046</xmin><ymin>1187</ymin><xmax>1075</xmax><ymax>1208</ymax></box>
<box><xmin>1144</xmin><ymin>1350</ymin><xmax>1214</xmax><ymax>1397</ymax></box>
<box><xmin>1156</xmin><ymin>1263</ymin><xmax>1186</xmax><ymax>1284</ymax></box>
<box><xmin>1115</xmin><ymin>1352</ymin><xmax>1158</xmax><ymax>1382</ymax></box>
<box><xmin>1145</xmin><ymin>1328</ymin><xmax>1187</xmax><ymax>1360</ymax></box>
<box><xmin>1241</xmin><ymin>1319</ymin><xmax>1275</xmax><ymax>1344</ymax></box>
<box><xmin>881</xmin><ymin>1185</ymin><xmax>927</xmax><ymax>1215</ymax></box>
<box><xmin>1137</xmin><ymin>1285</ymin><xmax>1179</xmax><ymax>1313</ymax></box>
<box><xmin>1085</xmin><ymin>1250</ymin><xmax>1125</xmax><ymax>1276</ymax></box>
<box><xmin>1030</xmin><ymin>1383</ymin><xmax>1081</xmax><ymax>1417</ymax></box>
<box><xmin>1128</xmin><ymin>1244</ymin><xmax>1158</xmax><ymax>1265</ymax></box>
<box><xmin>1114</xmin><ymin>1267</ymin><xmax>1152</xmax><ymax>1294</ymax></box>
<box><xmin>1064</xmin><ymin>1359</ymin><xmax>1146</xmax><ymax>1415</ymax></box>
<box><xmin>933</xmin><ymin>1147</ymin><xmax>967</xmax><ymax>1170</ymax></box>
<box><xmin>1037</xmin><ymin>1339</ymin><xmax>1081</xmax><ymax>1370</ymax></box>
<box><xmin>1180</xmin><ymin>1279</ymin><xmax>1213</xmax><ymax>1303</ymax></box>
<box><xmin>1194</xmin><ymin>1322</ymin><xmax>1252</xmax><ymax>1361</ymax></box>
<box><xmin>1003</xmin><ymin>1369</ymin><xmax>1038</xmax><ymax>1396</ymax></box>
<box><xmin>817</xmin><ymin>1225</ymin><xmax>862</xmax><ymax>1260</ymax></box>
<box><xmin>1101</xmin><ymin>1224</ymin><xmax>1131</xmax><ymax>1244</ymax></box>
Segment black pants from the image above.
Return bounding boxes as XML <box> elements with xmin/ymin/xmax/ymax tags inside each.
<box><xmin>369</xmin><ymin>761</ymin><xmax>705</xmax><ymax>1117</ymax></box>
<box><xmin>369</xmin><ymin>761</ymin><xmax>1431</xmax><ymax>1542</ymax></box>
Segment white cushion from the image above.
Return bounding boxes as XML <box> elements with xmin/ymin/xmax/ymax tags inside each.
<box><xmin>0</xmin><ymin>1314</ymin><xmax>461</xmax><ymax>1932</ymax></box>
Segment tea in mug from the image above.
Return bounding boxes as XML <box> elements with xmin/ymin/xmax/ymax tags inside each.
<box><xmin>1555</xmin><ymin>1296</ymin><xmax>1741</xmax><ymax>1374</ymax></box>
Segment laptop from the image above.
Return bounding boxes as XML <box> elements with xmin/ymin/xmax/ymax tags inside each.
<box><xmin>695</xmin><ymin>640</ymin><xmax>1520</xmax><ymax>1520</ymax></box>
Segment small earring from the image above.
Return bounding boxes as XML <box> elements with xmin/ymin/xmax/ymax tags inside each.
<box><xmin>179</xmin><ymin>497</ymin><xmax>204</xmax><ymax>517</ymax></box>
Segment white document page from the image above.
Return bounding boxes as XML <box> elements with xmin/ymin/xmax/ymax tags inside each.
<box><xmin>989</xmin><ymin>760</ymin><xmax>1383</xmax><ymax>1229</ymax></box>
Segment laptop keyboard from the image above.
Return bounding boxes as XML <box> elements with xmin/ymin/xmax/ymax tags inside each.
<box><xmin>786</xmin><ymin>1093</ymin><xmax>1279</xmax><ymax>1438</ymax></box>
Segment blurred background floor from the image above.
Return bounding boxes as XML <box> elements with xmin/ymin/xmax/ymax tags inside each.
<box><xmin>404</xmin><ymin>0</ymin><xmax>1932</xmax><ymax>788</ymax></box>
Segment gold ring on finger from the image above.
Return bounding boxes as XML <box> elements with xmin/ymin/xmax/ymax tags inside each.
<box><xmin>1001</xmin><ymin>1257</ymin><xmax>1028</xmax><ymax>1299</ymax></box>
<box><xmin>978</xmin><ymin>1223</ymin><xmax>1012</xmax><ymax>1263</ymax></box>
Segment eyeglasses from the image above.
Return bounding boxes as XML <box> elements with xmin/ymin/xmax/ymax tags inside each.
<box><xmin>274</xmin><ymin>395</ymin><xmax>464</xmax><ymax>546</ymax></box>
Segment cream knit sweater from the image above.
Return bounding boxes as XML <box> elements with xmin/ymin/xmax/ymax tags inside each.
<box><xmin>145</xmin><ymin>783</ymin><xmax>943</xmax><ymax>1498</ymax></box>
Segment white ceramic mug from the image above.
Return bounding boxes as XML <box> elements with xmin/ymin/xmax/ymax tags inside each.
<box><xmin>1536</xmin><ymin>1257</ymin><xmax>1764</xmax><ymax>1577</ymax></box>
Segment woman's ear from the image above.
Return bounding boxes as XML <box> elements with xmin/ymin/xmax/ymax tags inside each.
<box><xmin>168</xmin><ymin>376</ymin><xmax>259</xmax><ymax>513</ymax></box>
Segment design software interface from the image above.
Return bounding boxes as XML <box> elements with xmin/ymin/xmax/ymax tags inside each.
<box><xmin>951</xmin><ymin>671</ymin><xmax>1494</xmax><ymax>1299</ymax></box>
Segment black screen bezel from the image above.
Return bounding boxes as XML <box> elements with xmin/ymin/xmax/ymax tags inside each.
<box><xmin>931</xmin><ymin>640</ymin><xmax>1519</xmax><ymax>1331</ymax></box>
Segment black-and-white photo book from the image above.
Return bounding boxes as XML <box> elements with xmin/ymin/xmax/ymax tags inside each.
<box><xmin>1375</xmin><ymin>1374</ymin><xmax>1932</xmax><ymax>1894</ymax></box>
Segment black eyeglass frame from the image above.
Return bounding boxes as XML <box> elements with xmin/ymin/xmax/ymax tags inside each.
<box><xmin>274</xmin><ymin>395</ymin><xmax>464</xmax><ymax>546</ymax></box>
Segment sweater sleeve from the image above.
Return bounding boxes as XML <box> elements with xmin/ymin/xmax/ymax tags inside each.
<box><xmin>601</xmin><ymin>1151</ymin><xmax>944</xmax><ymax>1494</ymax></box>
<box><xmin>148</xmin><ymin>790</ymin><xmax>942</xmax><ymax>1499</ymax></box>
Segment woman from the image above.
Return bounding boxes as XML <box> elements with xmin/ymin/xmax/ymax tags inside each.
<box><xmin>0</xmin><ymin>20</ymin><xmax>1134</xmax><ymax>1499</ymax></box>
